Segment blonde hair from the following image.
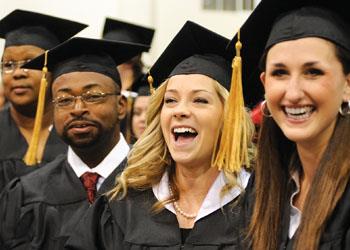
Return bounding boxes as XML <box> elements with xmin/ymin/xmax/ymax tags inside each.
<box><xmin>109</xmin><ymin>78</ymin><xmax>255</xmax><ymax>211</ymax></box>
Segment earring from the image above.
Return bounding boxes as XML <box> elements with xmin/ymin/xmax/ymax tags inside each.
<box><xmin>260</xmin><ymin>100</ymin><xmax>272</xmax><ymax>117</ymax></box>
<box><xmin>339</xmin><ymin>100</ymin><xmax>350</xmax><ymax>116</ymax></box>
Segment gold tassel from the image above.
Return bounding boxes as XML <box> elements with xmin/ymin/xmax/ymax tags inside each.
<box><xmin>213</xmin><ymin>30</ymin><xmax>250</xmax><ymax>173</ymax></box>
<box><xmin>147</xmin><ymin>72</ymin><xmax>155</xmax><ymax>95</ymax></box>
<box><xmin>23</xmin><ymin>50</ymin><xmax>49</xmax><ymax>166</ymax></box>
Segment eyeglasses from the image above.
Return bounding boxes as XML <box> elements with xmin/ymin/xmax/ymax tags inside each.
<box><xmin>1</xmin><ymin>59</ymin><xmax>32</xmax><ymax>74</ymax></box>
<box><xmin>52</xmin><ymin>91</ymin><xmax>119</xmax><ymax>108</ymax></box>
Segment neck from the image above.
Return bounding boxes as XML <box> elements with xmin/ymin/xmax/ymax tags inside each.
<box><xmin>175</xmin><ymin>163</ymin><xmax>219</xmax><ymax>200</ymax></box>
<box><xmin>72</xmin><ymin>132</ymin><xmax>120</xmax><ymax>168</ymax></box>
<box><xmin>296</xmin><ymin>141</ymin><xmax>327</xmax><ymax>185</ymax></box>
<box><xmin>10</xmin><ymin>102</ymin><xmax>53</xmax><ymax>130</ymax></box>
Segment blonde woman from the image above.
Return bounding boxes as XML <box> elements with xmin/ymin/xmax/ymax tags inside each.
<box><xmin>66</xmin><ymin>21</ymin><xmax>256</xmax><ymax>250</ymax></box>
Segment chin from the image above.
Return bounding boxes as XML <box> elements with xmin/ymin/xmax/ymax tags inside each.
<box><xmin>282</xmin><ymin>130</ymin><xmax>313</xmax><ymax>144</ymax></box>
<box><xmin>64</xmin><ymin>135</ymin><xmax>99</xmax><ymax>149</ymax></box>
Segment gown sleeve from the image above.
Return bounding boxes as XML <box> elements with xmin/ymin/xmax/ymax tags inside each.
<box><xmin>65</xmin><ymin>195</ymin><xmax>125</xmax><ymax>250</ymax></box>
<box><xmin>0</xmin><ymin>159</ymin><xmax>37</xmax><ymax>192</ymax></box>
<box><xmin>0</xmin><ymin>178</ymin><xmax>62</xmax><ymax>249</ymax></box>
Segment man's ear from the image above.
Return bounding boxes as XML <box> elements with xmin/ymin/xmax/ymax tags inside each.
<box><xmin>117</xmin><ymin>95</ymin><xmax>127</xmax><ymax>120</ymax></box>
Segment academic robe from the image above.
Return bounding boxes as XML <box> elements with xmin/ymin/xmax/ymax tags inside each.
<box><xmin>280</xmin><ymin>181</ymin><xmax>350</xmax><ymax>249</ymax></box>
<box><xmin>243</xmin><ymin>174</ymin><xmax>350</xmax><ymax>250</ymax></box>
<box><xmin>0</xmin><ymin>106</ymin><xmax>68</xmax><ymax>191</ymax></box>
<box><xmin>65</xmin><ymin>188</ymin><xmax>247</xmax><ymax>250</ymax></box>
<box><xmin>0</xmin><ymin>154</ymin><xmax>126</xmax><ymax>250</ymax></box>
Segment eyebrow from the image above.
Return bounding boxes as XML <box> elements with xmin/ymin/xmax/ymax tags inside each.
<box><xmin>271</xmin><ymin>61</ymin><xmax>320</xmax><ymax>68</ymax></box>
<box><xmin>165</xmin><ymin>89</ymin><xmax>212</xmax><ymax>94</ymax></box>
<box><xmin>56</xmin><ymin>83</ymin><xmax>102</xmax><ymax>94</ymax></box>
<box><xmin>303</xmin><ymin>61</ymin><xmax>319</xmax><ymax>67</ymax></box>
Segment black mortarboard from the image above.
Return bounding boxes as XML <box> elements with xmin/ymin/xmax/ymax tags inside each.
<box><xmin>227</xmin><ymin>0</ymin><xmax>350</xmax><ymax>108</ymax></box>
<box><xmin>0</xmin><ymin>9</ymin><xmax>87</xmax><ymax>49</ymax></box>
<box><xmin>102</xmin><ymin>18</ymin><xmax>154</xmax><ymax>52</ymax></box>
<box><xmin>131</xmin><ymin>75</ymin><xmax>150</xmax><ymax>96</ymax></box>
<box><xmin>148</xmin><ymin>21</ymin><xmax>231</xmax><ymax>90</ymax></box>
<box><xmin>22</xmin><ymin>37</ymin><xmax>150</xmax><ymax>85</ymax></box>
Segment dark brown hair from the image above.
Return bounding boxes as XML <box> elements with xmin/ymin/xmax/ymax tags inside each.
<box><xmin>249</xmin><ymin>43</ymin><xmax>350</xmax><ymax>250</ymax></box>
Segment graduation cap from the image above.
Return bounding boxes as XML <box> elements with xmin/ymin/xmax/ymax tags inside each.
<box><xmin>227</xmin><ymin>0</ymin><xmax>350</xmax><ymax>108</ymax></box>
<box><xmin>130</xmin><ymin>75</ymin><xmax>150</xmax><ymax>96</ymax></box>
<box><xmin>0</xmin><ymin>9</ymin><xmax>88</xmax><ymax>49</ymax></box>
<box><xmin>102</xmin><ymin>17</ymin><xmax>154</xmax><ymax>52</ymax></box>
<box><xmin>148</xmin><ymin>21</ymin><xmax>231</xmax><ymax>91</ymax></box>
<box><xmin>23</xmin><ymin>37</ymin><xmax>149</xmax><ymax>84</ymax></box>
<box><xmin>21</xmin><ymin>37</ymin><xmax>149</xmax><ymax>166</ymax></box>
<box><xmin>148</xmin><ymin>20</ymin><xmax>253</xmax><ymax>173</ymax></box>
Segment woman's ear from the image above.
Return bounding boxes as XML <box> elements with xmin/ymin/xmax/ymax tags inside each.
<box><xmin>343</xmin><ymin>73</ymin><xmax>350</xmax><ymax>101</ymax></box>
<box><xmin>260</xmin><ymin>72</ymin><xmax>266</xmax><ymax>88</ymax></box>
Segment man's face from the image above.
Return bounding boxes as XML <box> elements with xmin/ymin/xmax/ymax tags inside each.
<box><xmin>52</xmin><ymin>71</ymin><xmax>126</xmax><ymax>148</ymax></box>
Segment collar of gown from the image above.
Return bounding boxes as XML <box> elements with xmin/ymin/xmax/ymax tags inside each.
<box><xmin>152</xmin><ymin>168</ymin><xmax>250</xmax><ymax>222</ymax></box>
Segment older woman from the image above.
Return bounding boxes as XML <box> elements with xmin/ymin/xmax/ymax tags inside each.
<box><xmin>65</xmin><ymin>21</ymin><xmax>257</xmax><ymax>249</ymax></box>
<box><xmin>238</xmin><ymin>1</ymin><xmax>350</xmax><ymax>249</ymax></box>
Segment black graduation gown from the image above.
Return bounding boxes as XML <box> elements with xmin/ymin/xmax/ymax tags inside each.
<box><xmin>279</xmin><ymin>180</ymin><xmax>350</xmax><ymax>250</ymax></box>
<box><xmin>0</xmin><ymin>154</ymin><xmax>126</xmax><ymax>250</ymax></box>
<box><xmin>0</xmin><ymin>106</ymin><xmax>68</xmax><ymax>191</ymax></box>
<box><xmin>65</xmin><ymin>188</ymin><xmax>246</xmax><ymax>250</ymax></box>
<box><xmin>243</xmin><ymin>173</ymin><xmax>350</xmax><ymax>250</ymax></box>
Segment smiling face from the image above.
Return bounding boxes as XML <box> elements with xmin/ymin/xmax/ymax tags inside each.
<box><xmin>261</xmin><ymin>37</ymin><xmax>350</xmax><ymax>147</ymax></box>
<box><xmin>160</xmin><ymin>74</ymin><xmax>224</xmax><ymax>169</ymax></box>
<box><xmin>52</xmin><ymin>71</ymin><xmax>126</xmax><ymax>149</ymax></box>
<box><xmin>2</xmin><ymin>45</ymin><xmax>45</xmax><ymax>108</ymax></box>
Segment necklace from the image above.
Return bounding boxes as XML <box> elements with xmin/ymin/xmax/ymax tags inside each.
<box><xmin>169</xmin><ymin>184</ymin><xmax>197</xmax><ymax>219</ymax></box>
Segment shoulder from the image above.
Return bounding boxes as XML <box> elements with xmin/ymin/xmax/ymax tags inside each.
<box><xmin>17</xmin><ymin>155</ymin><xmax>67</xmax><ymax>201</ymax></box>
<box><xmin>21</xmin><ymin>154</ymin><xmax>67</xmax><ymax>183</ymax></box>
<box><xmin>105</xmin><ymin>189</ymin><xmax>157</xmax><ymax>226</ymax></box>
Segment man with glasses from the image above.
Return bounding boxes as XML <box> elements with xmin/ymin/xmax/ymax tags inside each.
<box><xmin>0</xmin><ymin>10</ymin><xmax>87</xmax><ymax>190</ymax></box>
<box><xmin>0</xmin><ymin>37</ymin><xmax>148</xmax><ymax>249</ymax></box>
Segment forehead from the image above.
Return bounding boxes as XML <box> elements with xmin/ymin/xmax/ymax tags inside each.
<box><xmin>2</xmin><ymin>45</ymin><xmax>45</xmax><ymax>60</ymax></box>
<box><xmin>52</xmin><ymin>71</ymin><xmax>118</xmax><ymax>93</ymax></box>
<box><xmin>266</xmin><ymin>37</ymin><xmax>337</xmax><ymax>63</ymax></box>
<box><xmin>166</xmin><ymin>74</ymin><xmax>217</xmax><ymax>92</ymax></box>
<box><xmin>134</xmin><ymin>95</ymin><xmax>150</xmax><ymax>107</ymax></box>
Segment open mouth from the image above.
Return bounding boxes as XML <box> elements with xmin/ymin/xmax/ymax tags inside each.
<box><xmin>284</xmin><ymin>106</ymin><xmax>315</xmax><ymax>120</ymax></box>
<box><xmin>172</xmin><ymin>127</ymin><xmax>198</xmax><ymax>142</ymax></box>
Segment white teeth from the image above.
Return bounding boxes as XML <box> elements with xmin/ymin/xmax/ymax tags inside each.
<box><xmin>173</xmin><ymin>127</ymin><xmax>197</xmax><ymax>134</ymax></box>
<box><xmin>284</xmin><ymin>106</ymin><xmax>314</xmax><ymax>119</ymax></box>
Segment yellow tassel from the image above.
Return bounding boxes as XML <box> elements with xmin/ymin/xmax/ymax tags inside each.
<box><xmin>23</xmin><ymin>50</ymin><xmax>49</xmax><ymax>166</ymax></box>
<box><xmin>147</xmin><ymin>72</ymin><xmax>155</xmax><ymax>95</ymax></box>
<box><xmin>213</xmin><ymin>30</ymin><xmax>250</xmax><ymax>173</ymax></box>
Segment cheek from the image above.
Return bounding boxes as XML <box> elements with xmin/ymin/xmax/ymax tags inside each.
<box><xmin>29</xmin><ymin>71</ymin><xmax>42</xmax><ymax>87</ymax></box>
<box><xmin>2</xmin><ymin>74</ymin><xmax>12</xmax><ymax>90</ymax></box>
<box><xmin>202</xmin><ymin>108</ymin><xmax>223</xmax><ymax>136</ymax></box>
<box><xmin>160</xmin><ymin>108</ymin><xmax>170</xmax><ymax>141</ymax></box>
<box><xmin>53</xmin><ymin>111</ymin><xmax>66</xmax><ymax>133</ymax></box>
<box><xmin>264</xmin><ymin>81</ymin><xmax>284</xmax><ymax>105</ymax></box>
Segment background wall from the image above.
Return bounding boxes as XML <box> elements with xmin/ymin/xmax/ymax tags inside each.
<box><xmin>0</xmin><ymin>0</ymin><xmax>255</xmax><ymax>67</ymax></box>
